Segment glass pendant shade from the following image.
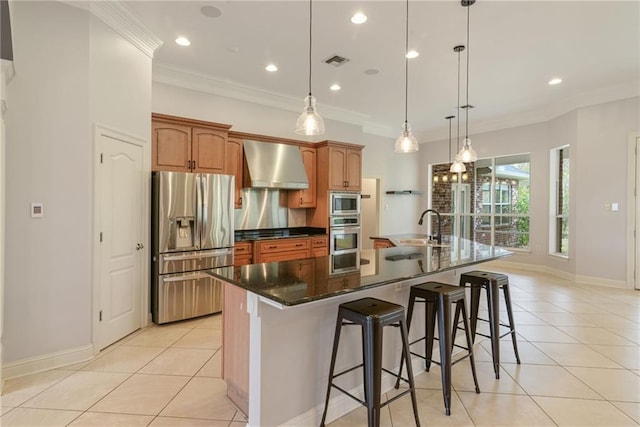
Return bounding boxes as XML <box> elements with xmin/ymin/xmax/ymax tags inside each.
<box><xmin>458</xmin><ymin>137</ymin><xmax>478</xmax><ymax>162</ymax></box>
<box><xmin>295</xmin><ymin>95</ymin><xmax>325</xmax><ymax>136</ymax></box>
<box><xmin>450</xmin><ymin>158</ymin><xmax>466</xmax><ymax>173</ymax></box>
<box><xmin>394</xmin><ymin>122</ymin><xmax>419</xmax><ymax>153</ymax></box>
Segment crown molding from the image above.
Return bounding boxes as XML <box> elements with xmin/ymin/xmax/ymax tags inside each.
<box><xmin>151</xmin><ymin>62</ymin><xmax>396</xmax><ymax>137</ymax></box>
<box><xmin>88</xmin><ymin>1</ymin><xmax>162</xmax><ymax>58</ymax></box>
<box><xmin>419</xmin><ymin>79</ymin><xmax>640</xmax><ymax>143</ymax></box>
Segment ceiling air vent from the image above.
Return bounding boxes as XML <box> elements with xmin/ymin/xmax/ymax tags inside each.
<box><xmin>323</xmin><ymin>55</ymin><xmax>350</xmax><ymax>67</ymax></box>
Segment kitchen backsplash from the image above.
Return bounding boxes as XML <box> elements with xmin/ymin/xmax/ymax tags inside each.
<box><xmin>234</xmin><ymin>188</ymin><xmax>307</xmax><ymax>230</ymax></box>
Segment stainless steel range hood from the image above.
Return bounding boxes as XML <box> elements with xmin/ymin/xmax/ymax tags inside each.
<box><xmin>243</xmin><ymin>140</ymin><xmax>309</xmax><ymax>189</ymax></box>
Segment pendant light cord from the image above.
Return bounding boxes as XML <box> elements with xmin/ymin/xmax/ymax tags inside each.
<box><xmin>308</xmin><ymin>0</ymin><xmax>313</xmax><ymax>97</ymax></box>
<box><xmin>404</xmin><ymin>0</ymin><xmax>409</xmax><ymax>124</ymax></box>
<box><xmin>448</xmin><ymin>117</ymin><xmax>452</xmax><ymax>163</ymax></box>
<box><xmin>465</xmin><ymin>3</ymin><xmax>470</xmax><ymax>139</ymax></box>
<box><xmin>457</xmin><ymin>47</ymin><xmax>461</xmax><ymax>151</ymax></box>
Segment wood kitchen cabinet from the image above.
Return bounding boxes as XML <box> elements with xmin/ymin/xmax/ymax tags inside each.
<box><xmin>152</xmin><ymin>113</ymin><xmax>231</xmax><ymax>173</ymax></box>
<box><xmin>234</xmin><ymin>241</ymin><xmax>253</xmax><ymax>266</ymax></box>
<box><xmin>288</xmin><ymin>146</ymin><xmax>317</xmax><ymax>208</ymax></box>
<box><xmin>311</xmin><ymin>235</ymin><xmax>328</xmax><ymax>257</ymax></box>
<box><xmin>325</xmin><ymin>144</ymin><xmax>362</xmax><ymax>191</ymax></box>
<box><xmin>226</xmin><ymin>135</ymin><xmax>244</xmax><ymax>208</ymax></box>
<box><xmin>254</xmin><ymin>237</ymin><xmax>311</xmax><ymax>263</ymax></box>
<box><xmin>372</xmin><ymin>238</ymin><xmax>395</xmax><ymax>249</ymax></box>
<box><xmin>307</xmin><ymin>140</ymin><xmax>364</xmax><ymax>228</ymax></box>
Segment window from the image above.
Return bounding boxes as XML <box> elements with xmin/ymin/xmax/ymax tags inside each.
<box><xmin>551</xmin><ymin>146</ymin><xmax>569</xmax><ymax>256</ymax></box>
<box><xmin>430</xmin><ymin>154</ymin><xmax>530</xmax><ymax>250</ymax></box>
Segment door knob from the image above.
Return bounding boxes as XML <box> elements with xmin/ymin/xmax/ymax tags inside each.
<box><xmin>136</xmin><ymin>243</ymin><xmax>144</xmax><ymax>250</ymax></box>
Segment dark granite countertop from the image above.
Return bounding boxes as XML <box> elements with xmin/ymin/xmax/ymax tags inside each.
<box><xmin>208</xmin><ymin>237</ymin><xmax>511</xmax><ymax>307</ymax></box>
<box><xmin>235</xmin><ymin>227</ymin><xmax>326</xmax><ymax>242</ymax></box>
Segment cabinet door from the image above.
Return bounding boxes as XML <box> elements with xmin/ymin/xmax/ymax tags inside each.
<box><xmin>152</xmin><ymin>122</ymin><xmax>192</xmax><ymax>172</ymax></box>
<box><xmin>328</xmin><ymin>146</ymin><xmax>347</xmax><ymax>190</ymax></box>
<box><xmin>226</xmin><ymin>137</ymin><xmax>244</xmax><ymax>208</ymax></box>
<box><xmin>345</xmin><ymin>149</ymin><xmax>362</xmax><ymax>191</ymax></box>
<box><xmin>288</xmin><ymin>146</ymin><xmax>316</xmax><ymax>208</ymax></box>
<box><xmin>192</xmin><ymin>127</ymin><xmax>226</xmax><ymax>173</ymax></box>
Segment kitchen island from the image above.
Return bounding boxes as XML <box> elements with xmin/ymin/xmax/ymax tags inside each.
<box><xmin>209</xmin><ymin>237</ymin><xmax>510</xmax><ymax>426</ymax></box>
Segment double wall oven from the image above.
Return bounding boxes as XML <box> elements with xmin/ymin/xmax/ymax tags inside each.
<box><xmin>329</xmin><ymin>192</ymin><xmax>361</xmax><ymax>268</ymax></box>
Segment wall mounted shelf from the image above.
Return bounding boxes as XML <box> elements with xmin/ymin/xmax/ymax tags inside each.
<box><xmin>385</xmin><ymin>190</ymin><xmax>423</xmax><ymax>195</ymax></box>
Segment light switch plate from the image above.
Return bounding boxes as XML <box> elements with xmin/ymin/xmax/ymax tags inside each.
<box><xmin>612</xmin><ymin>202</ymin><xmax>619</xmax><ymax>211</ymax></box>
<box><xmin>31</xmin><ymin>202</ymin><xmax>43</xmax><ymax>218</ymax></box>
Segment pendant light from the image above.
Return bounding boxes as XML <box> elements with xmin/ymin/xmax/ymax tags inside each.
<box><xmin>295</xmin><ymin>0</ymin><xmax>325</xmax><ymax>136</ymax></box>
<box><xmin>456</xmin><ymin>0</ymin><xmax>478</xmax><ymax>163</ymax></box>
<box><xmin>450</xmin><ymin>44</ymin><xmax>466</xmax><ymax>173</ymax></box>
<box><xmin>394</xmin><ymin>0</ymin><xmax>418</xmax><ymax>153</ymax></box>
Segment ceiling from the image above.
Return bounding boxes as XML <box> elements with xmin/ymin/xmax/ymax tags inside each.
<box><xmin>125</xmin><ymin>0</ymin><xmax>640</xmax><ymax>141</ymax></box>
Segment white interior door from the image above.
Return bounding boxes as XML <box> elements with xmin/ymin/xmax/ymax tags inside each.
<box><xmin>96</xmin><ymin>132</ymin><xmax>144</xmax><ymax>350</ymax></box>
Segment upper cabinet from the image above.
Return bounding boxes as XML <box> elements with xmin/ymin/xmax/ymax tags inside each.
<box><xmin>226</xmin><ymin>135</ymin><xmax>244</xmax><ymax>209</ymax></box>
<box><xmin>191</xmin><ymin>127</ymin><xmax>226</xmax><ymax>173</ymax></box>
<box><xmin>288</xmin><ymin>146</ymin><xmax>317</xmax><ymax>208</ymax></box>
<box><xmin>152</xmin><ymin>113</ymin><xmax>231</xmax><ymax>174</ymax></box>
<box><xmin>319</xmin><ymin>142</ymin><xmax>363</xmax><ymax>192</ymax></box>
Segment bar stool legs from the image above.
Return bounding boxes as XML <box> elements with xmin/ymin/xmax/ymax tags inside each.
<box><xmin>396</xmin><ymin>282</ymin><xmax>480</xmax><ymax>416</ymax></box>
<box><xmin>320</xmin><ymin>297</ymin><xmax>420</xmax><ymax>427</ymax></box>
<box><xmin>460</xmin><ymin>271</ymin><xmax>521</xmax><ymax>379</ymax></box>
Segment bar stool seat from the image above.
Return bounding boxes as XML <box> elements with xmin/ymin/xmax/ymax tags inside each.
<box><xmin>320</xmin><ymin>297</ymin><xmax>420</xmax><ymax>427</ymax></box>
<box><xmin>459</xmin><ymin>270</ymin><xmax>521</xmax><ymax>379</ymax></box>
<box><xmin>396</xmin><ymin>282</ymin><xmax>480</xmax><ymax>416</ymax></box>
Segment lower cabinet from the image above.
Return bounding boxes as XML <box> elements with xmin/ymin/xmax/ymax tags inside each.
<box><xmin>372</xmin><ymin>238</ymin><xmax>395</xmax><ymax>249</ymax></box>
<box><xmin>254</xmin><ymin>238</ymin><xmax>311</xmax><ymax>263</ymax></box>
<box><xmin>311</xmin><ymin>235</ymin><xmax>328</xmax><ymax>257</ymax></box>
<box><xmin>234</xmin><ymin>241</ymin><xmax>253</xmax><ymax>266</ymax></box>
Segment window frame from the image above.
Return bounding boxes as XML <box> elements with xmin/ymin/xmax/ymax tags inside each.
<box><xmin>550</xmin><ymin>145</ymin><xmax>570</xmax><ymax>257</ymax></box>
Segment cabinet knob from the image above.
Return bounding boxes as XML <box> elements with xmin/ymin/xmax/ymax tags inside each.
<box><xmin>192</xmin><ymin>160</ymin><xmax>196</xmax><ymax>169</ymax></box>
<box><xmin>136</xmin><ymin>243</ymin><xmax>144</xmax><ymax>250</ymax></box>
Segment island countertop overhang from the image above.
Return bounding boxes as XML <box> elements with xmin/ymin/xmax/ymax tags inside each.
<box><xmin>208</xmin><ymin>237</ymin><xmax>512</xmax><ymax>307</ymax></box>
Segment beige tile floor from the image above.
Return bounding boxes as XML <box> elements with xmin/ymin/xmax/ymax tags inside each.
<box><xmin>1</xmin><ymin>267</ymin><xmax>639</xmax><ymax>426</ymax></box>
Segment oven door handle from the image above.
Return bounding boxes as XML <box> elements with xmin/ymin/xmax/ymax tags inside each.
<box><xmin>331</xmin><ymin>226</ymin><xmax>361</xmax><ymax>233</ymax></box>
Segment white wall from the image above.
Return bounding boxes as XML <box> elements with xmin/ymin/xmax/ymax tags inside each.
<box><xmin>152</xmin><ymin>82</ymin><xmax>423</xmax><ymax>235</ymax></box>
<box><xmin>419</xmin><ymin>97</ymin><xmax>640</xmax><ymax>283</ymax></box>
<box><xmin>5</xmin><ymin>2</ymin><xmax>92</xmax><ymax>363</ymax></box>
<box><xmin>574</xmin><ymin>97</ymin><xmax>639</xmax><ymax>282</ymax></box>
<box><xmin>4</xmin><ymin>1</ymin><xmax>152</xmax><ymax>367</ymax></box>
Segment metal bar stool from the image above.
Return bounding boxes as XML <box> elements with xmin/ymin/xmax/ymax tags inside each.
<box><xmin>320</xmin><ymin>297</ymin><xmax>420</xmax><ymax>427</ymax></box>
<box><xmin>395</xmin><ymin>282</ymin><xmax>480</xmax><ymax>416</ymax></box>
<box><xmin>459</xmin><ymin>270</ymin><xmax>521</xmax><ymax>379</ymax></box>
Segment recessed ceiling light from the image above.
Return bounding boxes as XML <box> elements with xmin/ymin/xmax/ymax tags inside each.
<box><xmin>364</xmin><ymin>68</ymin><xmax>379</xmax><ymax>75</ymax></box>
<box><xmin>265</xmin><ymin>64</ymin><xmax>278</xmax><ymax>72</ymax></box>
<box><xmin>406</xmin><ymin>50</ymin><xmax>419</xmax><ymax>59</ymax></box>
<box><xmin>351</xmin><ymin>12</ymin><xmax>367</xmax><ymax>24</ymax></box>
<box><xmin>200</xmin><ymin>5</ymin><xmax>222</xmax><ymax>18</ymax></box>
<box><xmin>330</xmin><ymin>84</ymin><xmax>341</xmax><ymax>91</ymax></box>
<box><xmin>549</xmin><ymin>77</ymin><xmax>563</xmax><ymax>85</ymax></box>
<box><xmin>175</xmin><ymin>37</ymin><xmax>191</xmax><ymax>47</ymax></box>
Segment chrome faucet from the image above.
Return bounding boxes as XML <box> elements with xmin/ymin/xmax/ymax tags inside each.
<box><xmin>418</xmin><ymin>209</ymin><xmax>442</xmax><ymax>244</ymax></box>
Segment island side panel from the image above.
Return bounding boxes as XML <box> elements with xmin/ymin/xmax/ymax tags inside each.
<box><xmin>254</xmin><ymin>278</ymin><xmax>456</xmax><ymax>426</ymax></box>
<box><xmin>223</xmin><ymin>282</ymin><xmax>250</xmax><ymax>415</ymax></box>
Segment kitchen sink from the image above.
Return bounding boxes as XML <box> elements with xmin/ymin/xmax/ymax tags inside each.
<box><xmin>397</xmin><ymin>238</ymin><xmax>450</xmax><ymax>248</ymax></box>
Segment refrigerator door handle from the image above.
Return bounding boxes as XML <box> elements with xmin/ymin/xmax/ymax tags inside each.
<box><xmin>162</xmin><ymin>272</ymin><xmax>211</xmax><ymax>282</ymax></box>
<box><xmin>195</xmin><ymin>174</ymin><xmax>203</xmax><ymax>250</ymax></box>
<box><xmin>162</xmin><ymin>249</ymin><xmax>233</xmax><ymax>262</ymax></box>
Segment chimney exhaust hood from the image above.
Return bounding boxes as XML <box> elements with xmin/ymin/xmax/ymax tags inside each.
<box><xmin>243</xmin><ymin>140</ymin><xmax>309</xmax><ymax>189</ymax></box>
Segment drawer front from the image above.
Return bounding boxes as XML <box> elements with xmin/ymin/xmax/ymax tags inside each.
<box><xmin>234</xmin><ymin>242</ymin><xmax>252</xmax><ymax>254</ymax></box>
<box><xmin>259</xmin><ymin>250</ymin><xmax>309</xmax><ymax>263</ymax></box>
<box><xmin>258</xmin><ymin>238</ymin><xmax>310</xmax><ymax>253</ymax></box>
<box><xmin>311</xmin><ymin>235</ymin><xmax>328</xmax><ymax>248</ymax></box>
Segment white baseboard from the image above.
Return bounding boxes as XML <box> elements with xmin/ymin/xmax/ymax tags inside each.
<box><xmin>280</xmin><ymin>356</ymin><xmax>426</xmax><ymax>427</ymax></box>
<box><xmin>480</xmin><ymin>259</ymin><xmax>629</xmax><ymax>289</ymax></box>
<box><xmin>2</xmin><ymin>344</ymin><xmax>94</xmax><ymax>380</ymax></box>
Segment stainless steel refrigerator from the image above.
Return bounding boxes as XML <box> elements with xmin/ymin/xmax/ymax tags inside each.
<box><xmin>151</xmin><ymin>171</ymin><xmax>234</xmax><ymax>324</ymax></box>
